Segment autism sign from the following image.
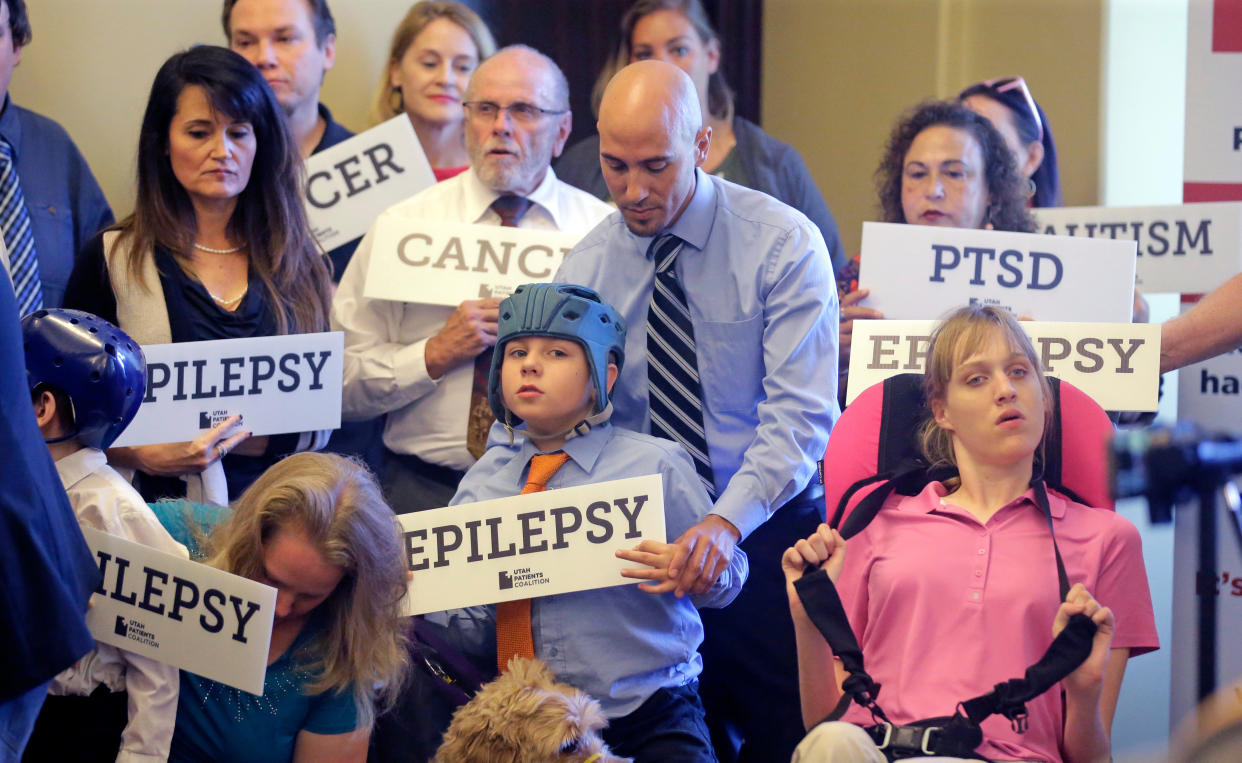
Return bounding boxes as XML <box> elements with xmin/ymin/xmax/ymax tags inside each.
<box><xmin>364</xmin><ymin>218</ymin><xmax>587</xmax><ymax>307</ymax></box>
<box><xmin>857</xmin><ymin>222</ymin><xmax>1136</xmax><ymax>322</ymax></box>
<box><xmin>1034</xmin><ymin>203</ymin><xmax>1242</xmax><ymax>294</ymax></box>
<box><xmin>304</xmin><ymin>116</ymin><xmax>435</xmax><ymax>251</ymax></box>
<box><xmin>847</xmin><ymin>319</ymin><xmax>1160</xmax><ymax>411</ymax></box>
<box><xmin>111</xmin><ymin>332</ymin><xmax>344</xmax><ymax>447</ymax></box>
<box><xmin>82</xmin><ymin>527</ymin><xmax>276</xmax><ymax>695</ymax></box>
<box><xmin>400</xmin><ymin>475</ymin><xmax>666</xmax><ymax>615</ymax></box>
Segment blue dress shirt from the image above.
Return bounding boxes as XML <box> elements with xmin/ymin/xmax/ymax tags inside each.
<box><xmin>556</xmin><ymin>170</ymin><xmax>840</xmax><ymax>539</ymax></box>
<box><xmin>0</xmin><ymin>97</ymin><xmax>113</xmax><ymax>308</ymax></box>
<box><xmin>428</xmin><ymin>422</ymin><xmax>748</xmax><ymax>718</ymax></box>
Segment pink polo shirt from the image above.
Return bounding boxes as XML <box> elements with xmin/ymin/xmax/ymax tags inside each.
<box><xmin>837</xmin><ymin>482</ymin><xmax>1158</xmax><ymax>763</ymax></box>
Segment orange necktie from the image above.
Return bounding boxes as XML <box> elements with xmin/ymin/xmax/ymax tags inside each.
<box><xmin>496</xmin><ymin>451</ymin><xmax>570</xmax><ymax>672</ymax></box>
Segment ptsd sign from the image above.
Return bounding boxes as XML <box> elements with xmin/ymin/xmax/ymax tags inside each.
<box><xmin>857</xmin><ymin>222</ymin><xmax>1136</xmax><ymax>322</ymax></box>
<box><xmin>400</xmin><ymin>475</ymin><xmax>666</xmax><ymax>615</ymax></box>
<box><xmin>111</xmin><ymin>332</ymin><xmax>344</xmax><ymax>447</ymax></box>
<box><xmin>364</xmin><ymin>219</ymin><xmax>585</xmax><ymax>307</ymax></box>
<box><xmin>1033</xmin><ymin>203</ymin><xmax>1242</xmax><ymax>294</ymax></box>
<box><xmin>846</xmin><ymin>319</ymin><xmax>1161</xmax><ymax>411</ymax></box>
<box><xmin>305</xmin><ymin>116</ymin><xmax>435</xmax><ymax>251</ymax></box>
<box><xmin>81</xmin><ymin>527</ymin><xmax>276</xmax><ymax>695</ymax></box>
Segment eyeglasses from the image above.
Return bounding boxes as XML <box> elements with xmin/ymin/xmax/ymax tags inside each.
<box><xmin>975</xmin><ymin>76</ymin><xmax>1043</xmax><ymax>143</ymax></box>
<box><xmin>462</xmin><ymin>101</ymin><xmax>568</xmax><ymax>124</ymax></box>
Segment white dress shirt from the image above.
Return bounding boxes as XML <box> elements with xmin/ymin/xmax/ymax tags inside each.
<box><xmin>51</xmin><ymin>447</ymin><xmax>189</xmax><ymax>763</ymax></box>
<box><xmin>331</xmin><ymin>166</ymin><xmax>615</xmax><ymax>470</ymax></box>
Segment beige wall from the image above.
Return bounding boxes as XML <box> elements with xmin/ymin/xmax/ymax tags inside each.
<box><xmin>763</xmin><ymin>0</ymin><xmax>1103</xmax><ymax>255</ymax></box>
<box><xmin>13</xmin><ymin>0</ymin><xmax>1102</xmax><ymax>255</ymax></box>
<box><xmin>10</xmin><ymin>0</ymin><xmax>415</xmax><ymax>215</ymax></box>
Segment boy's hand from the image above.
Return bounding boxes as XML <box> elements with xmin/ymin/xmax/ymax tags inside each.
<box><xmin>667</xmin><ymin>514</ymin><xmax>740</xmax><ymax>598</ymax></box>
<box><xmin>617</xmin><ymin>540</ymin><xmax>679</xmax><ymax>595</ymax></box>
<box><xmin>1054</xmin><ymin>583</ymin><xmax>1116</xmax><ymax>698</ymax></box>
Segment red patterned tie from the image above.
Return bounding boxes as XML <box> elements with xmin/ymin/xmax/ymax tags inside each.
<box><xmin>495</xmin><ymin>451</ymin><xmax>570</xmax><ymax>672</ymax></box>
<box><xmin>466</xmin><ymin>196</ymin><xmax>534</xmax><ymax>459</ymax></box>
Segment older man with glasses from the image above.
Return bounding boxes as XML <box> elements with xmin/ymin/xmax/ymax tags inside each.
<box><xmin>332</xmin><ymin>45</ymin><xmax>614</xmax><ymax>515</ymax></box>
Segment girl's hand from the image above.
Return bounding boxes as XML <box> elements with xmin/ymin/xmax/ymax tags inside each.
<box><xmin>1054</xmin><ymin>583</ymin><xmax>1116</xmax><ymax>697</ymax></box>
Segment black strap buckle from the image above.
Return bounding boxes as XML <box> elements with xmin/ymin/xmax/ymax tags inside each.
<box><xmin>870</xmin><ymin>722</ymin><xmax>943</xmax><ymax>755</ymax></box>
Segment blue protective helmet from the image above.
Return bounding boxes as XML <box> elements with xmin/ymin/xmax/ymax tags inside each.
<box><xmin>488</xmin><ymin>283</ymin><xmax>626</xmax><ymax>429</ymax></box>
<box><xmin>22</xmin><ymin>309</ymin><xmax>147</xmax><ymax>449</ymax></box>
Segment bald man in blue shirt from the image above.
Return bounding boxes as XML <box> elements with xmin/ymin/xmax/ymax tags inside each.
<box><xmin>556</xmin><ymin>60</ymin><xmax>840</xmax><ymax>761</ymax></box>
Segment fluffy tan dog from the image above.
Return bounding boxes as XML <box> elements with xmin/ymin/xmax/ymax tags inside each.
<box><xmin>433</xmin><ymin>657</ymin><xmax>631</xmax><ymax>763</ymax></box>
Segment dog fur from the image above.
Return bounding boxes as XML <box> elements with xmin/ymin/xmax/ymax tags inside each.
<box><xmin>433</xmin><ymin>657</ymin><xmax>631</xmax><ymax>763</ymax></box>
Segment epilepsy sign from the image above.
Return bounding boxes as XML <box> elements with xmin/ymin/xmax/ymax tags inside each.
<box><xmin>401</xmin><ymin>475</ymin><xmax>665</xmax><ymax>614</ymax></box>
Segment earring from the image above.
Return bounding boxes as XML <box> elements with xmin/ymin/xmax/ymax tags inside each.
<box><xmin>1026</xmin><ymin>178</ymin><xmax>1036</xmax><ymax>199</ymax></box>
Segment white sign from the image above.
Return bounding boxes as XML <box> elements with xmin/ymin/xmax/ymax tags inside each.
<box><xmin>400</xmin><ymin>475</ymin><xmax>666</xmax><ymax>615</ymax></box>
<box><xmin>1177</xmin><ymin>346</ymin><xmax>1242</xmax><ymax>436</ymax></box>
<box><xmin>1183</xmin><ymin>0</ymin><xmax>1242</xmax><ymax>195</ymax></box>
<box><xmin>857</xmin><ymin>222</ymin><xmax>1136</xmax><ymax>322</ymax></box>
<box><xmin>364</xmin><ymin>219</ymin><xmax>585</xmax><ymax>306</ymax></box>
<box><xmin>82</xmin><ymin>526</ymin><xmax>276</xmax><ymax>695</ymax></box>
<box><xmin>847</xmin><ymin>320</ymin><xmax>1161</xmax><ymax>411</ymax></box>
<box><xmin>305</xmin><ymin>116</ymin><xmax>435</xmax><ymax>251</ymax></box>
<box><xmin>1033</xmin><ymin>203</ymin><xmax>1242</xmax><ymax>294</ymax></box>
<box><xmin>112</xmin><ymin>332</ymin><xmax>344</xmax><ymax>447</ymax></box>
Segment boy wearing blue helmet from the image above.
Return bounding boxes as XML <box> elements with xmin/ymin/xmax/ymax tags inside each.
<box><xmin>428</xmin><ymin>282</ymin><xmax>748</xmax><ymax>762</ymax></box>
<box><xmin>21</xmin><ymin>308</ymin><xmax>189</xmax><ymax>763</ymax></box>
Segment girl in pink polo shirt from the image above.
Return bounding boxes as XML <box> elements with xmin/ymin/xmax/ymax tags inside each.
<box><xmin>784</xmin><ymin>305</ymin><xmax>1158</xmax><ymax>763</ymax></box>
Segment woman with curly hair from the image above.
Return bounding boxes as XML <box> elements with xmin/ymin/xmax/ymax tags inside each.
<box><xmin>839</xmin><ymin>101</ymin><xmax>1035</xmax><ymax>388</ymax></box>
<box><xmin>169</xmin><ymin>451</ymin><xmax>409</xmax><ymax>762</ymax></box>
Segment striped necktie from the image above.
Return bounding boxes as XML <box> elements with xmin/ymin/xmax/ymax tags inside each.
<box><xmin>645</xmin><ymin>233</ymin><xmax>716</xmax><ymax>498</ymax></box>
<box><xmin>466</xmin><ymin>195</ymin><xmax>534</xmax><ymax>459</ymax></box>
<box><xmin>496</xmin><ymin>450</ymin><xmax>570</xmax><ymax>672</ymax></box>
<box><xmin>0</xmin><ymin>139</ymin><xmax>41</xmax><ymax>315</ymax></box>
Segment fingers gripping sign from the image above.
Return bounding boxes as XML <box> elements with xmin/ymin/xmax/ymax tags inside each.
<box><xmin>124</xmin><ymin>414</ymin><xmax>250</xmax><ymax>476</ymax></box>
<box><xmin>617</xmin><ymin>539</ymin><xmax>680</xmax><ymax>595</ymax></box>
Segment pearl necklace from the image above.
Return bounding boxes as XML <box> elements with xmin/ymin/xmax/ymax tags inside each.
<box><xmin>208</xmin><ymin>286</ymin><xmax>248</xmax><ymax>308</ymax></box>
<box><xmin>194</xmin><ymin>242</ymin><xmax>242</xmax><ymax>254</ymax></box>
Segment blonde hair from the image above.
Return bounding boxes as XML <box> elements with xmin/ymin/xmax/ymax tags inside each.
<box><xmin>205</xmin><ymin>452</ymin><xmax>409</xmax><ymax>727</ymax></box>
<box><xmin>918</xmin><ymin>306</ymin><xmax>1053</xmax><ymax>478</ymax></box>
<box><xmin>371</xmin><ymin>1</ymin><xmax>497</xmax><ymax>124</ymax></box>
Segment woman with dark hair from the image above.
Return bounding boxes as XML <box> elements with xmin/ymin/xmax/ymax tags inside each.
<box><xmin>959</xmin><ymin>76</ymin><xmax>1061</xmax><ymax>208</ymax></box>
<box><xmin>839</xmin><ymin>101</ymin><xmax>1035</xmax><ymax>387</ymax></box>
<box><xmin>165</xmin><ymin>452</ymin><xmax>409</xmax><ymax>762</ymax></box>
<box><xmin>64</xmin><ymin>45</ymin><xmax>333</xmax><ymax>504</ymax></box>
<box><xmin>785</xmin><ymin>306</ymin><xmax>1158</xmax><ymax>762</ymax></box>
<box><xmin>555</xmin><ymin>0</ymin><xmax>845</xmax><ymax>269</ymax></box>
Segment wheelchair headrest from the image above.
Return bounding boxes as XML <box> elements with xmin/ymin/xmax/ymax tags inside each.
<box><xmin>825</xmin><ymin>373</ymin><xmax>1115</xmax><ymax>530</ymax></box>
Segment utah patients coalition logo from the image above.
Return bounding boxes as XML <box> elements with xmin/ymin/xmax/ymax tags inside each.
<box><xmin>114</xmin><ymin>616</ymin><xmax>160</xmax><ymax>648</ymax></box>
<box><xmin>498</xmin><ymin>567</ymin><xmax>550</xmax><ymax>591</ymax></box>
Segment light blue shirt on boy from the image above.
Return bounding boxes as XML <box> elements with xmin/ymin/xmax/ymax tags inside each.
<box><xmin>427</xmin><ymin>422</ymin><xmax>748</xmax><ymax>718</ymax></box>
<box><xmin>556</xmin><ymin>170</ymin><xmax>840</xmax><ymax>539</ymax></box>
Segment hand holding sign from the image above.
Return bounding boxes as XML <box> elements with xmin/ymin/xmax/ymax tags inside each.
<box><xmin>111</xmin><ymin>414</ymin><xmax>249</xmax><ymax>476</ymax></box>
<box><xmin>840</xmin><ymin>289</ymin><xmax>884</xmax><ymax>368</ymax></box>
<box><xmin>616</xmin><ymin>539</ymin><xmax>681</xmax><ymax>594</ymax></box>
<box><xmin>425</xmin><ymin>298</ymin><xmax>502</xmax><ymax>378</ymax></box>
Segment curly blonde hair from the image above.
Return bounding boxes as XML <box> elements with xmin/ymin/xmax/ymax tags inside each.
<box><xmin>205</xmin><ymin>452</ymin><xmax>409</xmax><ymax>727</ymax></box>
